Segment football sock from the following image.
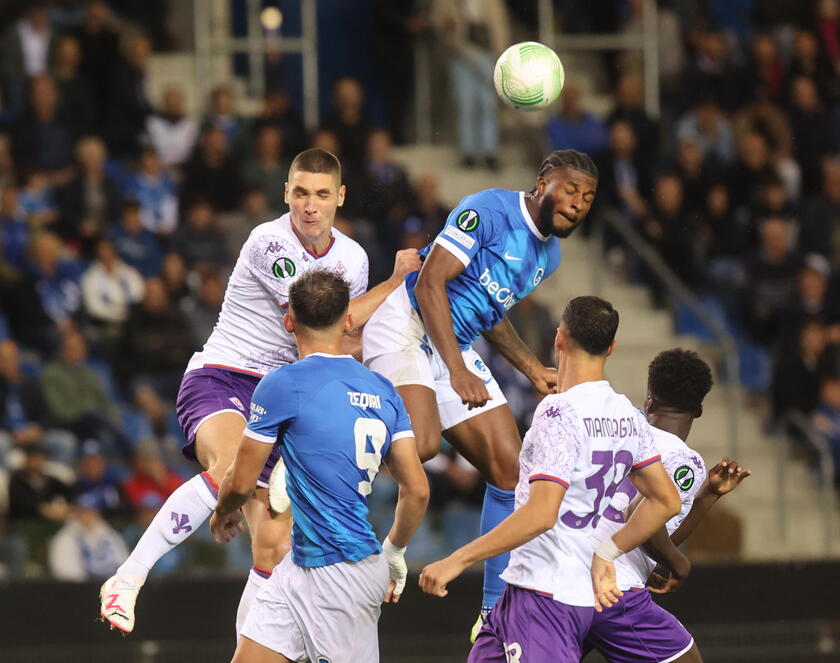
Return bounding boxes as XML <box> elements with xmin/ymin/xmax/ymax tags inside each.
<box><xmin>117</xmin><ymin>472</ymin><xmax>219</xmax><ymax>582</ymax></box>
<box><xmin>480</xmin><ymin>483</ymin><xmax>515</xmax><ymax>609</ymax></box>
<box><xmin>236</xmin><ymin>566</ymin><xmax>271</xmax><ymax>638</ymax></box>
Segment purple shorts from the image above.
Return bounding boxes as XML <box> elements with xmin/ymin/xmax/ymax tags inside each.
<box><xmin>584</xmin><ymin>589</ymin><xmax>694</xmax><ymax>663</ymax></box>
<box><xmin>469</xmin><ymin>585</ymin><xmax>594</xmax><ymax>663</ymax></box>
<box><xmin>176</xmin><ymin>366</ymin><xmax>280</xmax><ymax>485</ymax></box>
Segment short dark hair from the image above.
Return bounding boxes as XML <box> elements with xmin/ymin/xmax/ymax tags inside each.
<box><xmin>288</xmin><ymin>148</ymin><xmax>341</xmax><ymax>183</ymax></box>
<box><xmin>288</xmin><ymin>269</ymin><xmax>349</xmax><ymax>330</ymax></box>
<box><xmin>561</xmin><ymin>296</ymin><xmax>618</xmax><ymax>355</ymax></box>
<box><xmin>648</xmin><ymin>349</ymin><xmax>713</xmax><ymax>413</ymax></box>
<box><xmin>537</xmin><ymin>149</ymin><xmax>599</xmax><ymax>181</ymax></box>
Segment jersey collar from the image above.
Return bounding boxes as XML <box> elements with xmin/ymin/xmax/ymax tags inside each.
<box><xmin>306</xmin><ymin>352</ymin><xmax>353</xmax><ymax>359</ymax></box>
<box><xmin>519</xmin><ymin>191</ymin><xmax>551</xmax><ymax>242</ymax></box>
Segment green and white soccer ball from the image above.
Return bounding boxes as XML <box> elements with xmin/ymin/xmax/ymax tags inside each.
<box><xmin>494</xmin><ymin>41</ymin><xmax>564</xmax><ymax>110</ymax></box>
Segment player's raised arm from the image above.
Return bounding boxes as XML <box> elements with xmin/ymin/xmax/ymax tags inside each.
<box><xmin>482</xmin><ymin>315</ymin><xmax>557</xmax><ymax>394</ymax></box>
<box><xmin>413</xmin><ymin>245</ymin><xmax>492</xmax><ymax>409</ymax></box>
<box><xmin>382</xmin><ymin>434</ymin><xmax>430</xmax><ymax>603</ymax></box>
<box><xmin>347</xmin><ymin>248</ymin><xmax>421</xmax><ymax>328</ymax></box>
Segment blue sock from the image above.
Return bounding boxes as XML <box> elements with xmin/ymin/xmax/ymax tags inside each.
<box><xmin>480</xmin><ymin>483</ymin><xmax>515</xmax><ymax>609</ymax></box>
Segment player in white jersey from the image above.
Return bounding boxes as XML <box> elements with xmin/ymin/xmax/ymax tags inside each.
<box><xmin>586</xmin><ymin>349</ymin><xmax>751</xmax><ymax>663</ymax></box>
<box><xmin>99</xmin><ymin>148</ymin><xmax>420</xmax><ymax>634</ymax></box>
<box><xmin>419</xmin><ymin>296</ymin><xmax>682</xmax><ymax>663</ymax></box>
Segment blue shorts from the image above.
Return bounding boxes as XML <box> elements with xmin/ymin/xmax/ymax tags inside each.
<box><xmin>176</xmin><ymin>366</ymin><xmax>280</xmax><ymax>485</ymax></box>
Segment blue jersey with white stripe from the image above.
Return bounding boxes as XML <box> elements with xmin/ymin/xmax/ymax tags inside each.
<box><xmin>246</xmin><ymin>353</ymin><xmax>413</xmax><ymax>568</ymax></box>
<box><xmin>405</xmin><ymin>189</ymin><xmax>561</xmax><ymax>348</ymax></box>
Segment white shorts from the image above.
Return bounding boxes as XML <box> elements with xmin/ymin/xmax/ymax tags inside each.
<box><xmin>362</xmin><ymin>283</ymin><xmax>507</xmax><ymax>430</ymax></box>
<box><xmin>241</xmin><ymin>552</ymin><xmax>388</xmax><ymax>663</ymax></box>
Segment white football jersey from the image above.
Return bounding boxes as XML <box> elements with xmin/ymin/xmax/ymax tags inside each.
<box><xmin>187</xmin><ymin>213</ymin><xmax>368</xmax><ymax>376</ymax></box>
<box><xmin>500</xmin><ymin>381</ymin><xmax>661</xmax><ymax>607</ymax></box>
<box><xmin>591</xmin><ymin>427</ymin><xmax>706</xmax><ymax>591</ymax></box>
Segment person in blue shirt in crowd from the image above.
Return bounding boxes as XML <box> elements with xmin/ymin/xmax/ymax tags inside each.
<box><xmin>362</xmin><ymin>149</ymin><xmax>598</xmax><ymax>636</ymax></box>
<box><xmin>211</xmin><ymin>269</ymin><xmax>429</xmax><ymax>663</ymax></box>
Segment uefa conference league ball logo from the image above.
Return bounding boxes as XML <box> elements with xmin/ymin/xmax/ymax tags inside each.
<box><xmin>674</xmin><ymin>465</ymin><xmax>695</xmax><ymax>492</ymax></box>
<box><xmin>456</xmin><ymin>209</ymin><xmax>480</xmax><ymax>233</ymax></box>
<box><xmin>272</xmin><ymin>257</ymin><xmax>296</xmax><ymax>279</ymax></box>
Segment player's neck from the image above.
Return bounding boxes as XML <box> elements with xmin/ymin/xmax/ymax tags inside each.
<box><xmin>294</xmin><ymin>333</ymin><xmax>345</xmax><ymax>359</ymax></box>
<box><xmin>290</xmin><ymin>223</ymin><xmax>332</xmax><ymax>256</ymax></box>
<box><xmin>556</xmin><ymin>356</ymin><xmax>606</xmax><ymax>393</ymax></box>
<box><xmin>647</xmin><ymin>411</ymin><xmax>693</xmax><ymax>441</ymax></box>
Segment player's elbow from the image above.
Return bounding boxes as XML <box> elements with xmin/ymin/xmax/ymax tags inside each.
<box><xmin>400</xmin><ymin>473</ymin><xmax>431</xmax><ymax>508</ymax></box>
<box><xmin>659</xmin><ymin>486</ymin><xmax>681</xmax><ymax>519</ymax></box>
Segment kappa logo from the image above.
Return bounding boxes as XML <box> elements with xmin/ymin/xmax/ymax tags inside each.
<box><xmin>272</xmin><ymin>257</ymin><xmax>296</xmax><ymax>278</ymax></box>
<box><xmin>263</xmin><ymin>241</ymin><xmax>285</xmax><ymax>255</ymax></box>
<box><xmin>674</xmin><ymin>465</ymin><xmax>695</xmax><ymax>492</ymax></box>
<box><xmin>456</xmin><ymin>209</ymin><xmax>480</xmax><ymax>232</ymax></box>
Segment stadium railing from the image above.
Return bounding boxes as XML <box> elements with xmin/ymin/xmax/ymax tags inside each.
<box><xmin>777</xmin><ymin>410</ymin><xmax>837</xmax><ymax>556</ymax></box>
<box><xmin>588</xmin><ymin>206</ymin><xmax>741</xmax><ymax>460</ymax></box>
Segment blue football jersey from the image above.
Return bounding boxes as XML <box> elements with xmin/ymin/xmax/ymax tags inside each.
<box><xmin>245</xmin><ymin>353</ymin><xmax>413</xmax><ymax>567</ymax></box>
<box><xmin>405</xmin><ymin>189</ymin><xmax>561</xmax><ymax>348</ymax></box>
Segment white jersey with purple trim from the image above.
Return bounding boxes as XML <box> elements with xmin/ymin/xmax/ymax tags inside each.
<box><xmin>592</xmin><ymin>427</ymin><xmax>706</xmax><ymax>591</ymax></box>
<box><xmin>500</xmin><ymin>381</ymin><xmax>661</xmax><ymax>607</ymax></box>
<box><xmin>186</xmin><ymin>213</ymin><xmax>368</xmax><ymax>376</ymax></box>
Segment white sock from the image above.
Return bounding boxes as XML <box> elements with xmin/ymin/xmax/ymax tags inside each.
<box><xmin>235</xmin><ymin>566</ymin><xmax>271</xmax><ymax>639</ymax></box>
<box><xmin>117</xmin><ymin>472</ymin><xmax>219</xmax><ymax>582</ymax></box>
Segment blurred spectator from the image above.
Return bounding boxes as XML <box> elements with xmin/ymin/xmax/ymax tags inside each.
<box><xmin>71</xmin><ymin>0</ymin><xmax>120</xmax><ymax>127</ymax></box>
<box><xmin>0</xmin><ymin>338</ymin><xmax>75</xmax><ymax>468</ymax></box>
<box><xmin>786</xmin><ymin>29</ymin><xmax>838</xmax><ymax>107</ymax></box>
<box><xmin>121</xmin><ymin>440</ymin><xmax>182</xmax><ymax>511</ymax></box>
<box><xmin>732</xmin><ymin>101</ymin><xmax>798</xmax><ymax>198</ymax></box>
<box><xmin>745</xmin><ymin>33</ymin><xmax>786</xmax><ymax>105</ymax></box>
<box><xmin>81</xmin><ymin>238</ymin><xmax>145</xmax><ymax>342</ymax></box>
<box><xmin>160</xmin><ymin>252</ymin><xmax>190</xmax><ymax>305</ymax></box>
<box><xmin>24</xmin><ymin>232</ymin><xmax>82</xmax><ymax>330</ymax></box>
<box><xmin>506</xmin><ymin>296</ymin><xmax>555</xmax><ymax>367</ymax></box>
<box><xmin>606</xmin><ymin>74</ymin><xmax>657</xmax><ymax>156</ymax></box>
<box><xmin>594</xmin><ymin>120</ymin><xmax>651</xmax><ymax>231</ymax></box>
<box><xmin>703</xmin><ymin>182</ymin><xmax>751</xmax><ymax>291</ymax></box>
<box><xmin>73</xmin><ymin>439</ymin><xmax>129</xmax><ymax>519</ymax></box>
<box><xmin>107</xmin><ymin>201</ymin><xmax>162</xmax><ymax>278</ymax></box>
<box><xmin>11</xmin><ymin>75</ymin><xmax>75</xmax><ymax>179</ymax></box>
<box><xmin>744</xmin><ymin>216</ymin><xmax>803</xmax><ymax>345</ymax></box>
<box><xmin>752</xmin><ymin>172</ymin><xmax>796</xmax><ymax>226</ymax></box>
<box><xmin>320</xmin><ymin>77</ymin><xmax>373</xmax><ymax>166</ymax></box>
<box><xmin>181</xmin><ymin>127</ymin><xmax>242</xmax><ymax>212</ymax></box>
<box><xmin>51</xmin><ymin>34</ymin><xmax>94</xmax><ymax>137</ymax></box>
<box><xmin>146</xmin><ymin>85</ymin><xmax>198</xmax><ymax>168</ymax></box>
<box><xmin>124</xmin><ymin>147</ymin><xmax>178</xmax><ymax>237</ymax></box>
<box><xmin>7</xmin><ymin>445</ymin><xmax>73</xmax><ymax>523</ymax></box>
<box><xmin>106</xmin><ymin>33</ymin><xmax>153</xmax><ymax>159</ymax></box>
<box><xmin>252</xmin><ymin>88</ymin><xmax>308</xmax><ymax>157</ymax></box>
<box><xmin>0</xmin><ymin>2</ymin><xmax>56</xmax><ymax>114</ymax></box>
<box><xmin>182</xmin><ymin>272</ymin><xmax>224</xmax><ymax>343</ymax></box>
<box><xmin>408</xmin><ymin>171</ymin><xmax>449</xmax><ymax>238</ymax></box>
<box><xmin>242</xmin><ymin>125</ymin><xmax>288</xmax><ymax>212</ymax></box>
<box><xmin>788</xmin><ymin>76</ymin><xmax>835</xmax><ymax>196</ymax></box>
<box><xmin>116</xmin><ymin>277</ymin><xmax>194</xmax><ymax>402</ymax></box>
<box><xmin>0</xmin><ymin>134</ymin><xmax>16</xmax><ymax>189</ymax></box>
<box><xmin>48</xmin><ymin>492</ymin><xmax>127</xmax><ymax>580</ymax></box>
<box><xmin>0</xmin><ymin>186</ymin><xmax>30</xmax><ymax>270</ymax></box>
<box><xmin>169</xmin><ymin>199</ymin><xmax>227</xmax><ymax>274</ymax></box>
<box><xmin>42</xmin><ymin>330</ymin><xmax>126</xmax><ymax>456</ymax></box>
<box><xmin>774</xmin><ymin>318</ymin><xmax>832</xmax><ymax>421</ymax></box>
<box><xmin>726</xmin><ymin>131</ymin><xmax>777</xmax><ymax>216</ymax></box>
<box><xmin>221</xmin><ymin>187</ymin><xmax>277</xmax><ymax>257</ymax></box>
<box><xmin>18</xmin><ymin>170</ymin><xmax>59</xmax><ymax>230</ymax></box>
<box><xmin>681</xmin><ymin>31</ymin><xmax>745</xmax><ymax>112</ymax></box>
<box><xmin>672</xmin><ymin>136</ymin><xmax>716</xmax><ymax>214</ymax></box>
<box><xmin>202</xmin><ymin>85</ymin><xmax>247</xmax><ymax>161</ymax></box>
<box><xmin>546</xmin><ymin>84</ymin><xmax>609</xmax><ymax>156</ymax></box>
<box><xmin>802</xmin><ymin>159</ymin><xmax>840</xmax><ymax>262</ymax></box>
<box><xmin>812</xmin><ymin>374</ymin><xmax>840</xmax><ymax>485</ymax></box>
<box><xmin>431</xmin><ymin>1</ymin><xmax>508</xmax><ymax>170</ymax></box>
<box><xmin>779</xmin><ymin>254</ymin><xmax>840</xmax><ymax>344</ymax></box>
<box><xmin>675</xmin><ymin>95</ymin><xmax>735</xmax><ymax>164</ymax></box>
<box><xmin>311</xmin><ymin>128</ymin><xmax>341</xmax><ymax>156</ymax></box>
<box><xmin>815</xmin><ymin>0</ymin><xmax>840</xmax><ymax>77</ymax></box>
<box><xmin>55</xmin><ymin>136</ymin><xmax>122</xmax><ymax>247</ymax></box>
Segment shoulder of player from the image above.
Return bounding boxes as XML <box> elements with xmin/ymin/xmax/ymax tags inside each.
<box><xmin>455</xmin><ymin>189</ymin><xmax>515</xmax><ymax>221</ymax></box>
<box><xmin>532</xmin><ymin>393</ymin><xmax>578</xmax><ymax>424</ymax></box>
<box><xmin>650</xmin><ymin>426</ymin><xmax>690</xmax><ymax>454</ymax></box>
<box><xmin>329</xmin><ymin>227</ymin><xmax>368</xmax><ymax>264</ymax></box>
<box><xmin>247</xmin><ymin>215</ymin><xmax>290</xmax><ymax>240</ymax></box>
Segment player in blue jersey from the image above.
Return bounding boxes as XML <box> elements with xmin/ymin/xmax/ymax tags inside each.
<box><xmin>210</xmin><ymin>269</ymin><xmax>429</xmax><ymax>663</ymax></box>
<box><xmin>362</xmin><ymin>149</ymin><xmax>598</xmax><ymax>632</ymax></box>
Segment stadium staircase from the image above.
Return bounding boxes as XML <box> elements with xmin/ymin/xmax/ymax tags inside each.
<box><xmin>392</xmin><ymin>142</ymin><xmax>840</xmax><ymax>562</ymax></box>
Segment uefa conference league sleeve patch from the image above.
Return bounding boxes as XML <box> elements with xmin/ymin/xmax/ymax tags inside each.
<box><xmin>443</xmin><ymin>209</ymin><xmax>480</xmax><ymax>250</ymax></box>
<box><xmin>673</xmin><ymin>464</ymin><xmax>696</xmax><ymax>492</ymax></box>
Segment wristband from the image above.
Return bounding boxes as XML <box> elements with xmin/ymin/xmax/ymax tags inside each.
<box><xmin>595</xmin><ymin>537</ymin><xmax>624</xmax><ymax>562</ymax></box>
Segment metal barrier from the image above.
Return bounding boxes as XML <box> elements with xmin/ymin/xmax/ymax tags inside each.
<box><xmin>589</xmin><ymin>208</ymin><xmax>741</xmax><ymax>459</ymax></box>
<box><xmin>777</xmin><ymin>410</ymin><xmax>837</xmax><ymax>555</ymax></box>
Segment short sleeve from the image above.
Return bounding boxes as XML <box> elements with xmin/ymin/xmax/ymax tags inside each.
<box><xmin>432</xmin><ymin>199</ymin><xmax>493</xmax><ymax>267</ymax></box>
<box><xmin>525</xmin><ymin>398</ymin><xmax>583</xmax><ymax>488</ymax></box>
<box><xmin>348</xmin><ymin>251</ymin><xmax>369</xmax><ymax>299</ymax></box>
<box><xmin>631</xmin><ymin>417</ymin><xmax>662</xmax><ymax>471</ymax></box>
<box><xmin>245</xmin><ymin>368</ymin><xmax>299</xmax><ymax>444</ymax></box>
<box><xmin>663</xmin><ymin>449</ymin><xmax>706</xmax><ymax>504</ymax></box>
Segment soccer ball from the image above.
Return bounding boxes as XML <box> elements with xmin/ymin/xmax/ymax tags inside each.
<box><xmin>493</xmin><ymin>41</ymin><xmax>564</xmax><ymax>110</ymax></box>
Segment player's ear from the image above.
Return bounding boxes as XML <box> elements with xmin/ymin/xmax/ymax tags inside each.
<box><xmin>554</xmin><ymin>325</ymin><xmax>566</xmax><ymax>351</ymax></box>
<box><xmin>536</xmin><ymin>176</ymin><xmax>548</xmax><ymax>197</ymax></box>
<box><xmin>695</xmin><ymin>403</ymin><xmax>703</xmax><ymax>419</ymax></box>
<box><xmin>605</xmin><ymin>340</ymin><xmax>617</xmax><ymax>357</ymax></box>
<box><xmin>343</xmin><ymin>312</ymin><xmax>353</xmax><ymax>333</ymax></box>
<box><xmin>283</xmin><ymin>312</ymin><xmax>295</xmax><ymax>333</ymax></box>
<box><xmin>337</xmin><ymin>183</ymin><xmax>346</xmax><ymax>207</ymax></box>
<box><xmin>284</xmin><ymin>181</ymin><xmax>290</xmax><ymax>205</ymax></box>
<box><xmin>643</xmin><ymin>393</ymin><xmax>654</xmax><ymax>413</ymax></box>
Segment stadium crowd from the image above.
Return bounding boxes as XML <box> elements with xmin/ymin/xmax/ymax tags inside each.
<box><xmin>1</xmin><ymin>0</ymin><xmax>839</xmax><ymax>582</ymax></box>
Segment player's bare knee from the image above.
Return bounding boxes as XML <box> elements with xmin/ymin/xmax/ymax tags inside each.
<box><xmin>484</xmin><ymin>454</ymin><xmax>519</xmax><ymax>491</ymax></box>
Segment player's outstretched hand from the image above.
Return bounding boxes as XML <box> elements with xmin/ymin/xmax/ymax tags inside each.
<box><xmin>528</xmin><ymin>365</ymin><xmax>558</xmax><ymax>395</ymax></box>
<box><xmin>391</xmin><ymin>249</ymin><xmax>421</xmax><ymax>282</ymax></box>
<box><xmin>209</xmin><ymin>509</ymin><xmax>244</xmax><ymax>544</ymax></box>
<box><xmin>591</xmin><ymin>554</ymin><xmax>623</xmax><ymax>612</ymax></box>
<box><xmin>708</xmin><ymin>457</ymin><xmax>751</xmax><ymax>497</ymax></box>
<box><xmin>419</xmin><ymin>556</ymin><xmax>466</xmax><ymax>597</ymax></box>
<box><xmin>450</xmin><ymin>369</ymin><xmax>493</xmax><ymax>410</ymax></box>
